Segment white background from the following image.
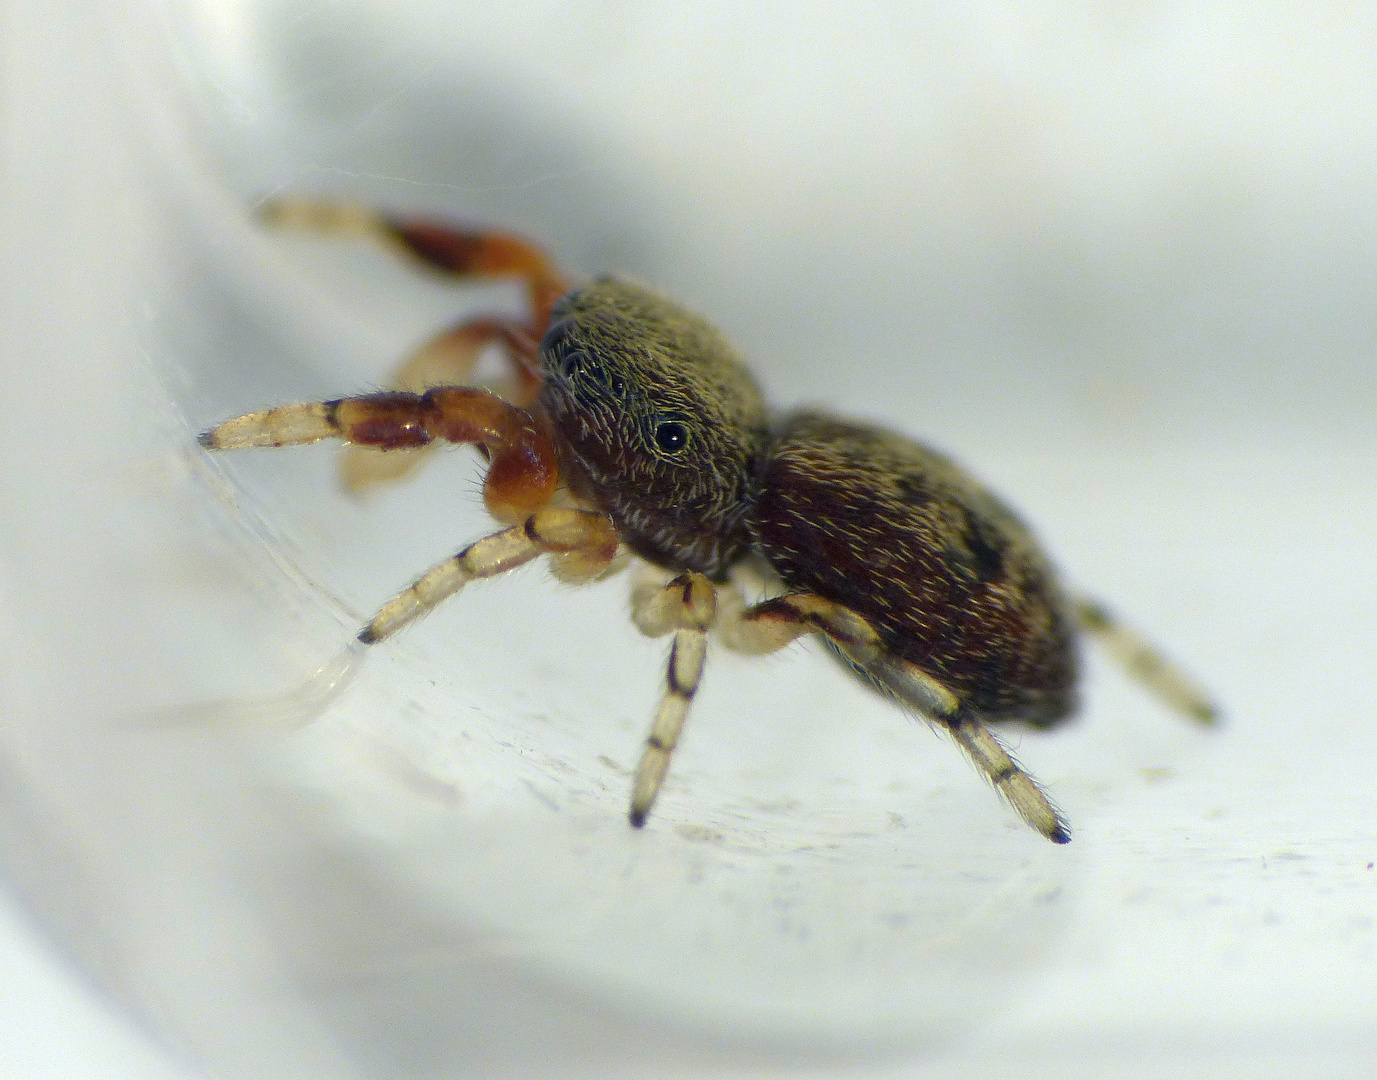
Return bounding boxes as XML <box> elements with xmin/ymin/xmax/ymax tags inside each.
<box><xmin>2</xmin><ymin>2</ymin><xmax>1375</xmax><ymax>1077</ymax></box>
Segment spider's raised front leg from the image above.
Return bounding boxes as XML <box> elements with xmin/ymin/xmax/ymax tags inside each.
<box><xmin>258</xmin><ymin>196</ymin><xmax>571</xmax><ymax>489</ymax></box>
<box><xmin>719</xmin><ymin>590</ymin><xmax>1072</xmax><ymax>844</ymax></box>
<box><xmin>627</xmin><ymin>567</ymin><xmax>718</xmax><ymax>827</ymax></box>
<box><xmin>339</xmin><ymin>318</ymin><xmax>546</xmax><ymax>493</ymax></box>
<box><xmin>201</xmin><ymin>386</ymin><xmax>557</xmax><ymax>524</ymax></box>
<box><xmin>259</xmin><ymin>195</ymin><xmax>569</xmax><ymax>333</ymax></box>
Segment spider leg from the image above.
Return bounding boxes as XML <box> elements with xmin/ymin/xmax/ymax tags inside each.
<box><xmin>258</xmin><ymin>196</ymin><xmax>570</xmax><ymax>491</ymax></box>
<box><xmin>359</xmin><ymin>507</ymin><xmax>619</xmax><ymax>645</ymax></box>
<box><xmin>627</xmin><ymin>570</ymin><xmax>717</xmax><ymax>827</ymax></box>
<box><xmin>201</xmin><ymin>387</ymin><xmax>557</xmax><ymax>525</ymax></box>
<box><xmin>258</xmin><ymin>195</ymin><xmax>570</xmax><ymax>329</ymax></box>
<box><xmin>373</xmin><ymin>318</ymin><xmax>542</xmax><ymax>404</ymax></box>
<box><xmin>1075</xmin><ymin>597</ymin><xmax>1219</xmax><ymax>725</ymax></box>
<box><xmin>726</xmin><ymin>592</ymin><xmax>1071</xmax><ymax>844</ymax></box>
<box><xmin>338</xmin><ymin>318</ymin><xmax>544</xmax><ymax>493</ymax></box>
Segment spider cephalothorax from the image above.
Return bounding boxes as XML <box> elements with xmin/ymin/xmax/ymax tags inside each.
<box><xmin>537</xmin><ymin>279</ymin><xmax>769</xmax><ymax>579</ymax></box>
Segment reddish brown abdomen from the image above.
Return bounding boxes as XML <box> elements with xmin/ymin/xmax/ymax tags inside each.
<box><xmin>750</xmin><ymin>413</ymin><xmax>1078</xmax><ymax>724</ymax></box>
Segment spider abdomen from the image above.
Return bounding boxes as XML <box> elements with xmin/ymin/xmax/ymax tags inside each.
<box><xmin>750</xmin><ymin>411</ymin><xmax>1079</xmax><ymax>725</ymax></box>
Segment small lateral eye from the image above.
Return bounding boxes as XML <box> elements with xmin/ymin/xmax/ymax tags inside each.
<box><xmin>562</xmin><ymin>349</ymin><xmax>620</xmax><ymax>395</ymax></box>
<box><xmin>562</xmin><ymin>349</ymin><xmax>588</xmax><ymax>378</ymax></box>
<box><xmin>653</xmin><ymin>419</ymin><xmax>690</xmax><ymax>454</ymax></box>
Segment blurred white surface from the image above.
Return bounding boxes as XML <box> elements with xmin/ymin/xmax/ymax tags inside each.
<box><xmin>2</xmin><ymin>1</ymin><xmax>1376</xmax><ymax>1077</ymax></box>
<box><xmin>0</xmin><ymin>886</ymin><xmax>192</xmax><ymax>1080</ymax></box>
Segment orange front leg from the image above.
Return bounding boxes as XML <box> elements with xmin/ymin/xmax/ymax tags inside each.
<box><xmin>337</xmin><ymin>317</ymin><xmax>546</xmax><ymax>493</ymax></box>
<box><xmin>259</xmin><ymin>196</ymin><xmax>571</xmax><ymax>334</ymax></box>
<box><xmin>201</xmin><ymin>387</ymin><xmax>558</xmax><ymax>525</ymax></box>
<box><xmin>384</xmin><ymin>318</ymin><xmax>543</xmax><ymax>406</ymax></box>
<box><xmin>383</xmin><ymin>219</ymin><xmax>569</xmax><ymax>333</ymax></box>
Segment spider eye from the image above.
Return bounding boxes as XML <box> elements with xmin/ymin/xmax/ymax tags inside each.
<box><xmin>653</xmin><ymin>419</ymin><xmax>689</xmax><ymax>455</ymax></box>
<box><xmin>562</xmin><ymin>349</ymin><xmax>588</xmax><ymax>378</ymax></box>
<box><xmin>562</xmin><ymin>350</ymin><xmax>622</xmax><ymax>396</ymax></box>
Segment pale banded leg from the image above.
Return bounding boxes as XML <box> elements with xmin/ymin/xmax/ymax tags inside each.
<box><xmin>938</xmin><ymin>708</ymin><xmax>1070</xmax><ymax>843</ymax></box>
<box><xmin>628</xmin><ymin>571</ymin><xmax>717</xmax><ymax>827</ymax></box>
<box><xmin>719</xmin><ymin>590</ymin><xmax>1071</xmax><ymax>843</ymax></box>
<box><xmin>1075</xmin><ymin>597</ymin><xmax>1219</xmax><ymax>725</ymax></box>
<box><xmin>258</xmin><ymin>197</ymin><xmax>399</xmax><ymax>250</ymax></box>
<box><xmin>359</xmin><ymin>508</ymin><xmax>619</xmax><ymax>645</ymax></box>
<box><xmin>716</xmin><ymin>589</ymin><xmax>883</xmax><ymax>660</ymax></box>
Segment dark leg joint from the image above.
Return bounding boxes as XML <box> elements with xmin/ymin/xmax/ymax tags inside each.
<box><xmin>338</xmin><ymin>393</ymin><xmax>431</xmax><ymax>448</ymax></box>
<box><xmin>665</xmin><ymin>641</ymin><xmax>697</xmax><ymax>698</ymax></box>
<box><xmin>386</xmin><ymin>219</ymin><xmax>484</xmax><ymax>273</ymax></box>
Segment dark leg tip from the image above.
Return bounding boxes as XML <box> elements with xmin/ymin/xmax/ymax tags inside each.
<box><xmin>1191</xmin><ymin>703</ymin><xmax>1222</xmax><ymax>727</ymax></box>
<box><xmin>628</xmin><ymin>808</ymin><xmax>647</xmax><ymax>829</ymax></box>
<box><xmin>197</xmin><ymin>430</ymin><xmax>217</xmax><ymax>449</ymax></box>
<box><xmin>1049</xmin><ymin>822</ymin><xmax>1072</xmax><ymax>845</ymax></box>
<box><xmin>357</xmin><ymin>626</ymin><xmax>378</xmax><ymax>645</ymax></box>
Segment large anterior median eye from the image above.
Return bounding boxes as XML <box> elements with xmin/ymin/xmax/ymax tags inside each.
<box><xmin>652</xmin><ymin>418</ymin><xmax>690</xmax><ymax>455</ymax></box>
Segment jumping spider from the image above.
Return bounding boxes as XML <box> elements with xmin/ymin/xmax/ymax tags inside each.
<box><xmin>201</xmin><ymin>198</ymin><xmax>1217</xmax><ymax>843</ymax></box>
